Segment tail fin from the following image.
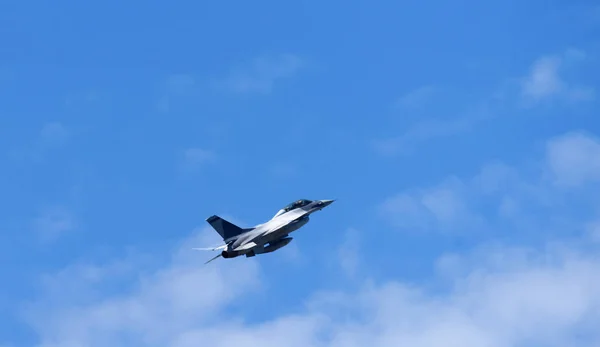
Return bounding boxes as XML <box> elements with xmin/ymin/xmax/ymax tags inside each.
<box><xmin>206</xmin><ymin>215</ymin><xmax>249</xmax><ymax>240</ymax></box>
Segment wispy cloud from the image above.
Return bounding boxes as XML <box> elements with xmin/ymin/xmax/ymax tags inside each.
<box><xmin>520</xmin><ymin>50</ymin><xmax>595</xmax><ymax>104</ymax></box>
<box><xmin>374</xmin><ymin>47</ymin><xmax>595</xmax><ymax>157</ymax></box>
<box><xmin>545</xmin><ymin>131</ymin><xmax>600</xmax><ymax>187</ymax></box>
<box><xmin>521</xmin><ymin>56</ymin><xmax>563</xmax><ymax>99</ymax></box>
<box><xmin>586</xmin><ymin>220</ymin><xmax>600</xmax><ymax>242</ymax></box>
<box><xmin>378</xmin><ymin>177</ymin><xmax>484</xmax><ymax>233</ymax></box>
<box><xmin>378</xmin><ymin>130</ymin><xmax>600</xmax><ymax>238</ymax></box>
<box><xmin>23</xmin><ymin>228</ymin><xmax>263</xmax><ymax>346</ymax></box>
<box><xmin>32</xmin><ymin>206</ymin><xmax>76</xmax><ymax>242</ymax></box>
<box><xmin>372</xmin><ymin>113</ymin><xmax>488</xmax><ymax>156</ymax></box>
<box><xmin>393</xmin><ymin>85</ymin><xmax>435</xmax><ymax>109</ymax></box>
<box><xmin>8</xmin><ymin>122</ymin><xmax>70</xmax><ymax>162</ymax></box>
<box><xmin>18</xmin><ymin>130</ymin><xmax>600</xmax><ymax>346</ymax></box>
<box><xmin>336</xmin><ymin>228</ymin><xmax>361</xmax><ymax>278</ymax></box>
<box><xmin>217</xmin><ymin>54</ymin><xmax>303</xmax><ymax>94</ymax></box>
<box><xmin>22</xmin><ymin>210</ymin><xmax>600</xmax><ymax>347</ymax></box>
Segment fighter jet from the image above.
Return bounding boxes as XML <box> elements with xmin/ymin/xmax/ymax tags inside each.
<box><xmin>194</xmin><ymin>199</ymin><xmax>334</xmax><ymax>264</ymax></box>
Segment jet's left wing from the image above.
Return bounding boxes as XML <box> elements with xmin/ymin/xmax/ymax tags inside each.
<box><xmin>233</xmin><ymin>241</ymin><xmax>257</xmax><ymax>251</ymax></box>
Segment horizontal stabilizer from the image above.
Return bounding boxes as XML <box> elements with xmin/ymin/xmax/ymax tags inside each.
<box><xmin>204</xmin><ymin>253</ymin><xmax>222</xmax><ymax>264</ymax></box>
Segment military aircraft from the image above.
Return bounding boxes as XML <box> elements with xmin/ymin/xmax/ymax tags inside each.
<box><xmin>193</xmin><ymin>199</ymin><xmax>334</xmax><ymax>264</ymax></box>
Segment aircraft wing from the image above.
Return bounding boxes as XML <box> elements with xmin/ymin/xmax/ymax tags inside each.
<box><xmin>192</xmin><ymin>244</ymin><xmax>227</xmax><ymax>251</ymax></box>
<box><xmin>235</xmin><ymin>209</ymin><xmax>309</xmax><ymax>245</ymax></box>
<box><xmin>233</xmin><ymin>241</ymin><xmax>257</xmax><ymax>251</ymax></box>
<box><xmin>260</xmin><ymin>210</ymin><xmax>309</xmax><ymax>236</ymax></box>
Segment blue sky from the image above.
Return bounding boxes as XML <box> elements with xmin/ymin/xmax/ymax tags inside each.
<box><xmin>2</xmin><ymin>0</ymin><xmax>600</xmax><ymax>346</ymax></box>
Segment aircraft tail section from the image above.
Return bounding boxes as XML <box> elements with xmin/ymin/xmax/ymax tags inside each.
<box><xmin>206</xmin><ymin>215</ymin><xmax>249</xmax><ymax>240</ymax></box>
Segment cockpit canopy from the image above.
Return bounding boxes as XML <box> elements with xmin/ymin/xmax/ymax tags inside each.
<box><xmin>283</xmin><ymin>199</ymin><xmax>312</xmax><ymax>211</ymax></box>
<box><xmin>273</xmin><ymin>199</ymin><xmax>313</xmax><ymax>218</ymax></box>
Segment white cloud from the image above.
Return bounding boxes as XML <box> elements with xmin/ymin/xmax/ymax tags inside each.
<box><xmin>586</xmin><ymin>221</ymin><xmax>600</xmax><ymax>242</ymax></box>
<box><xmin>522</xmin><ymin>56</ymin><xmax>563</xmax><ymax>100</ymax></box>
<box><xmin>373</xmin><ymin>118</ymin><xmax>469</xmax><ymax>156</ymax></box>
<box><xmin>420</xmin><ymin>183</ymin><xmax>468</xmax><ymax>222</ymax></box>
<box><xmin>337</xmin><ymin>228</ymin><xmax>361</xmax><ymax>278</ymax></box>
<box><xmin>378</xmin><ymin>177</ymin><xmax>483</xmax><ymax>233</ymax></box>
<box><xmin>19</xmin><ymin>130</ymin><xmax>600</xmax><ymax>347</ymax></box>
<box><xmin>521</xmin><ymin>51</ymin><xmax>595</xmax><ymax>104</ymax></box>
<box><xmin>218</xmin><ymin>54</ymin><xmax>303</xmax><ymax>94</ymax></box>
<box><xmin>379</xmin><ymin>193</ymin><xmax>431</xmax><ymax>229</ymax></box>
<box><xmin>435</xmin><ymin>253</ymin><xmax>465</xmax><ymax>279</ymax></box>
<box><xmin>379</xmin><ymin>131</ymin><xmax>600</xmax><ymax>236</ymax></box>
<box><xmin>24</xmin><ymin>228</ymin><xmax>262</xmax><ymax>347</ymax></box>
<box><xmin>22</xmin><ymin>232</ymin><xmax>600</xmax><ymax>347</ymax></box>
<box><xmin>546</xmin><ymin>131</ymin><xmax>600</xmax><ymax>187</ymax></box>
<box><xmin>375</xmin><ymin>48</ymin><xmax>594</xmax><ymax>157</ymax></box>
<box><xmin>372</xmin><ymin>113</ymin><xmax>490</xmax><ymax>156</ymax></box>
<box><xmin>472</xmin><ymin>161</ymin><xmax>520</xmax><ymax>195</ymax></box>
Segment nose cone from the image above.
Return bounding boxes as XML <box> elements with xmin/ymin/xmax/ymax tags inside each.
<box><xmin>319</xmin><ymin>199</ymin><xmax>335</xmax><ymax>207</ymax></box>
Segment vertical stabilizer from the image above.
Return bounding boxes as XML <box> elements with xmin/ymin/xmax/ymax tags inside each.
<box><xmin>206</xmin><ymin>215</ymin><xmax>248</xmax><ymax>240</ymax></box>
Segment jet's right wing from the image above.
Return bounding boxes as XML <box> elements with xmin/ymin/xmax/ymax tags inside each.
<box><xmin>233</xmin><ymin>241</ymin><xmax>257</xmax><ymax>251</ymax></box>
<box><xmin>257</xmin><ymin>209</ymin><xmax>310</xmax><ymax>238</ymax></box>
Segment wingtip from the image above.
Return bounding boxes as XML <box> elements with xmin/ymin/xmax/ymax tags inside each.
<box><xmin>192</xmin><ymin>247</ymin><xmax>214</xmax><ymax>251</ymax></box>
<box><xmin>204</xmin><ymin>253</ymin><xmax>222</xmax><ymax>264</ymax></box>
<box><xmin>192</xmin><ymin>244</ymin><xmax>227</xmax><ymax>251</ymax></box>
